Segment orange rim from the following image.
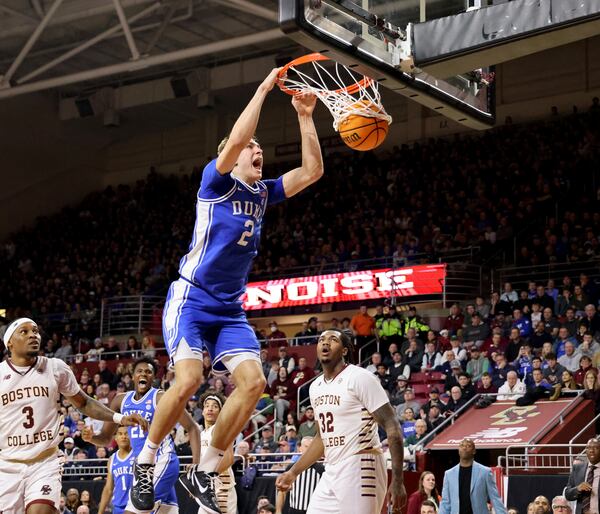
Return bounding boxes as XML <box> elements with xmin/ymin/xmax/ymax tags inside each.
<box><xmin>276</xmin><ymin>52</ymin><xmax>372</xmax><ymax>95</ymax></box>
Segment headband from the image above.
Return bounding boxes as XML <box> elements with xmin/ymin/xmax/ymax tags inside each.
<box><xmin>4</xmin><ymin>318</ymin><xmax>37</xmax><ymax>344</ymax></box>
<box><xmin>204</xmin><ymin>395</ymin><xmax>223</xmax><ymax>409</ymax></box>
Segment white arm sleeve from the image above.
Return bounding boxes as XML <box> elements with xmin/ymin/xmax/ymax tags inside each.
<box><xmin>53</xmin><ymin>358</ymin><xmax>82</xmax><ymax>397</ymax></box>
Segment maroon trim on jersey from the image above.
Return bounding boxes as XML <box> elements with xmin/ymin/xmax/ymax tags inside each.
<box><xmin>6</xmin><ymin>357</ymin><xmax>38</xmax><ymax>376</ymax></box>
<box><xmin>322</xmin><ymin>363</ymin><xmax>350</xmax><ymax>384</ymax></box>
<box><xmin>25</xmin><ymin>499</ymin><xmax>56</xmax><ymax>510</ymax></box>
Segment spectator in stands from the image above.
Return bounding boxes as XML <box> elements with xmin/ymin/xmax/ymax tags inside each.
<box><xmin>491</xmin><ymin>353</ymin><xmax>515</xmax><ymax>389</ymax></box>
<box><xmin>443</xmin><ymin>304</ymin><xmax>464</xmax><ymax>336</ymax></box>
<box><xmin>445</xmin><ymin>386</ymin><xmax>467</xmax><ymax>415</ymax></box>
<box><xmin>290</xmin><ymin>356</ymin><xmax>315</xmax><ymax>403</ymax></box>
<box><xmin>293</xmin><ymin>321</ymin><xmax>312</xmax><ymax>345</ymax></box>
<box><xmin>530</xmin><ymin>321</ymin><xmax>553</xmax><ymax>351</ymax></box>
<box><xmin>376</xmin><ymin>305</ymin><xmax>402</xmax><ymax>354</ymax></box>
<box><xmin>497</xmin><ymin>370</ymin><xmax>526</xmax><ymax>400</ymax></box>
<box><xmin>444</xmin><ymin>361</ymin><xmax>464</xmax><ymax>393</ymax></box>
<box><xmin>481</xmin><ymin>330</ymin><xmax>508</xmax><ymax>357</ymax></box>
<box><xmin>556</xmin><ymin>291</ymin><xmax>574</xmax><ymax>318</ymax></box>
<box><xmin>79</xmin><ymin>490</ymin><xmax>96</xmax><ymax>514</ymax></box>
<box><xmin>512</xmin><ymin>309</ymin><xmax>532</xmax><ymax>338</ymax></box>
<box><xmin>350</xmin><ymin>305</ymin><xmax>376</xmax><ymax>350</ymax></box>
<box><xmin>76</xmin><ymin>506</ymin><xmax>89</xmax><ymax>514</ymax></box>
<box><xmin>462</xmin><ymin>313</ymin><xmax>490</xmax><ymax>349</ymax></box>
<box><xmin>577</xmin><ymin>332</ymin><xmax>600</xmax><ymax>360</ymax></box>
<box><xmin>427</xmin><ymin>404</ymin><xmax>445</xmax><ymax>431</ymax></box>
<box><xmin>550</xmin><ymin>496</ymin><xmax>572</xmax><ymax>514</ymax></box>
<box><xmin>533</xmin><ymin>284</ymin><xmax>555</xmax><ymax>311</ymax></box>
<box><xmin>476</xmin><ymin>372</ymin><xmax>498</xmax><ymax>395</ymax></box>
<box><xmin>559</xmin><ymin>370</ymin><xmax>580</xmax><ymax>394</ymax></box>
<box><xmin>85</xmin><ymin>338</ymin><xmax>104</xmax><ymax>361</ymax></box>
<box><xmin>420</xmin><ymin>388</ymin><xmax>446</xmax><ymax>416</ymax></box>
<box><xmin>534</xmin><ymin>496</ymin><xmax>551</xmax><ymax>514</ymax></box>
<box><xmin>439</xmin><ymin>439</ymin><xmax>506</xmax><ymax>514</ymax></box>
<box><xmin>390</xmin><ymin>376</ymin><xmax>410</xmax><ymax>407</ymax></box>
<box><xmin>501</xmin><ymin>282</ymin><xmax>519</xmax><ymax>307</ymax></box>
<box><xmin>404</xmin><ymin>338</ymin><xmax>424</xmax><ymax>374</ymax></box>
<box><xmin>542</xmin><ymin>307</ymin><xmax>561</xmax><ymax>338</ymax></box>
<box><xmin>582</xmin><ymin>304</ymin><xmax>600</xmax><ymax>337</ymax></box>
<box><xmin>103</xmin><ymin>337</ymin><xmax>119</xmax><ymax>360</ymax></box>
<box><xmin>543</xmin><ymin>352</ymin><xmax>566</xmax><ymax>385</ymax></box>
<box><xmin>565</xmin><ymin>439</ymin><xmax>600</xmax><ymax>514</ymax></box>
<box><xmin>422</xmin><ymin>341</ymin><xmax>443</xmax><ymax>372</ymax></box>
<box><xmin>580</xmin><ymin>274</ymin><xmax>599</xmax><ymax>306</ymax></box>
<box><xmin>407</xmin><ymin>471</ymin><xmax>440</xmax><ymax>514</ymax></box>
<box><xmin>401</xmin><ymin>408</ymin><xmax>417</xmax><ymax>434</ymax></box>
<box><xmin>375</xmin><ymin>363</ymin><xmax>393</xmax><ymax>393</ymax></box>
<box><xmin>390</xmin><ymin>351</ymin><xmax>410</xmax><ymax>381</ymax></box>
<box><xmin>457</xmin><ymin>373</ymin><xmax>476</xmax><ymax>401</ymax></box>
<box><xmin>277</xmin><ymin>346</ymin><xmax>296</xmax><ymax>374</ymax></box>
<box><xmin>436</xmin><ymin>350</ymin><xmax>456</xmax><ymax>375</ymax></box>
<box><xmin>572</xmin><ymin>285</ymin><xmax>589</xmax><ymax>315</ymax></box>
<box><xmin>270</xmin><ymin>366</ymin><xmax>296</xmax><ymax>423</ymax></box>
<box><xmin>97</xmin><ymin>359</ymin><xmax>116</xmax><ymax>388</ymax></box>
<box><xmin>513</xmin><ymin>344</ymin><xmax>534</xmax><ymax>380</ymax></box>
<box><xmin>463</xmin><ymin>305</ymin><xmax>476</xmax><ymax>329</ymax></box>
<box><xmin>366</xmin><ymin>352</ymin><xmax>382</xmax><ymax>373</ymax></box>
<box><xmin>403</xmin><ymin>306</ymin><xmax>430</xmax><ymax>339</ymax></box>
<box><xmin>558</xmin><ymin>342</ymin><xmax>581</xmax><ymax>372</ymax></box>
<box><xmin>62</xmin><ymin>437</ymin><xmax>79</xmax><ymax>461</ymax></box>
<box><xmin>255</xmin><ymin>425</ymin><xmax>278</xmax><ymax>453</ymax></box>
<box><xmin>267</xmin><ymin>322</ymin><xmax>288</xmax><ymax>348</ymax></box>
<box><xmin>530</xmin><ymin>302</ymin><xmax>543</xmax><ymax>327</ymax></box>
<box><xmin>554</xmin><ymin>327</ymin><xmax>577</xmax><ymax>359</ymax></box>
<box><xmin>383</xmin><ymin>343</ymin><xmax>399</xmax><ymax>368</ymax></box>
<box><xmin>298</xmin><ymin>407</ymin><xmax>317</xmax><ymax>442</ymax></box>
<box><xmin>474</xmin><ymin>297</ymin><xmax>490</xmax><ymax>320</ymax></box>
<box><xmin>65</xmin><ymin>488</ymin><xmax>81</xmax><ymax>513</ymax></box>
<box><xmin>466</xmin><ymin>347</ymin><xmax>489</xmax><ymax>382</ymax></box>
<box><xmin>517</xmin><ymin>368</ymin><xmax>553</xmax><ymax>406</ymax></box>
<box><xmin>396</xmin><ymin>388</ymin><xmax>421</xmax><ymax>420</ymax></box>
<box><xmin>55</xmin><ymin>336</ymin><xmax>73</xmax><ymax>362</ymax></box>
<box><xmin>575</xmin><ymin>355</ymin><xmax>597</xmax><ymax>386</ymax></box>
<box><xmin>421</xmin><ymin>500</ymin><xmax>438</xmax><ymax>514</ymax></box>
<box><xmin>449</xmin><ymin>336</ymin><xmax>467</xmax><ymax>362</ymax></box>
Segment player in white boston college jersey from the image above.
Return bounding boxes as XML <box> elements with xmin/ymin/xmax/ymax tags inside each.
<box><xmin>276</xmin><ymin>329</ymin><xmax>407</xmax><ymax>514</ymax></box>
<box><xmin>197</xmin><ymin>391</ymin><xmax>237</xmax><ymax>514</ymax></box>
<box><xmin>0</xmin><ymin>318</ymin><xmax>148</xmax><ymax>514</ymax></box>
<box><xmin>132</xmin><ymin>67</ymin><xmax>324</xmax><ymax>514</ymax></box>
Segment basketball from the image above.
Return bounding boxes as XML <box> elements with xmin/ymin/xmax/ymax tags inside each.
<box><xmin>337</xmin><ymin>103</ymin><xmax>389</xmax><ymax>151</ymax></box>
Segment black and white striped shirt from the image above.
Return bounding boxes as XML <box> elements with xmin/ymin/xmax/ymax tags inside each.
<box><xmin>286</xmin><ymin>462</ymin><xmax>325</xmax><ymax>511</ymax></box>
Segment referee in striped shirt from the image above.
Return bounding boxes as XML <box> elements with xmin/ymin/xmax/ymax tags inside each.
<box><xmin>276</xmin><ymin>436</ymin><xmax>324</xmax><ymax>514</ymax></box>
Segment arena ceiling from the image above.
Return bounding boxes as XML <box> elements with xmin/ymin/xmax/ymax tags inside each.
<box><xmin>0</xmin><ymin>0</ymin><xmax>298</xmax><ymax>99</ymax></box>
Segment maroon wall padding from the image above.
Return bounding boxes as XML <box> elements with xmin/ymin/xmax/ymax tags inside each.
<box><xmin>426</xmin><ymin>397</ymin><xmax>588</xmax><ymax>450</ymax></box>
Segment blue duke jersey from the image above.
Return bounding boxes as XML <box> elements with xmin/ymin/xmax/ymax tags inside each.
<box><xmin>178</xmin><ymin>158</ymin><xmax>286</xmax><ymax>308</ymax></box>
<box><xmin>110</xmin><ymin>450</ymin><xmax>133</xmax><ymax>511</ymax></box>
<box><xmin>120</xmin><ymin>388</ymin><xmax>176</xmax><ymax>457</ymax></box>
<box><xmin>121</xmin><ymin>387</ymin><xmax>180</xmax><ymax>510</ymax></box>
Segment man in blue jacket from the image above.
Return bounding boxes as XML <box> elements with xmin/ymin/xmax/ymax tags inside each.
<box><xmin>440</xmin><ymin>438</ymin><xmax>507</xmax><ymax>514</ymax></box>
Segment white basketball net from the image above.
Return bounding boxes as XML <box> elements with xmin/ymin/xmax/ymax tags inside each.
<box><xmin>279</xmin><ymin>59</ymin><xmax>392</xmax><ymax>131</ymax></box>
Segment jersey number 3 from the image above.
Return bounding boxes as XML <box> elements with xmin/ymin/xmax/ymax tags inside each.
<box><xmin>22</xmin><ymin>406</ymin><xmax>35</xmax><ymax>429</ymax></box>
<box><xmin>318</xmin><ymin>412</ymin><xmax>334</xmax><ymax>433</ymax></box>
<box><xmin>237</xmin><ymin>220</ymin><xmax>255</xmax><ymax>246</ymax></box>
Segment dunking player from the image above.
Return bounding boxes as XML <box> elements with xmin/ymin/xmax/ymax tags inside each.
<box><xmin>131</xmin><ymin>67</ymin><xmax>323</xmax><ymax>513</ymax></box>
<box><xmin>98</xmin><ymin>426</ymin><xmax>134</xmax><ymax>514</ymax></box>
<box><xmin>84</xmin><ymin>357</ymin><xmax>201</xmax><ymax>513</ymax></box>
<box><xmin>276</xmin><ymin>329</ymin><xmax>407</xmax><ymax>514</ymax></box>
<box><xmin>0</xmin><ymin>318</ymin><xmax>148</xmax><ymax>514</ymax></box>
<box><xmin>198</xmin><ymin>391</ymin><xmax>237</xmax><ymax>514</ymax></box>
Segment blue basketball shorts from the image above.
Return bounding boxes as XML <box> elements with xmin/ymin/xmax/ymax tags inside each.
<box><xmin>162</xmin><ymin>278</ymin><xmax>260</xmax><ymax>372</ymax></box>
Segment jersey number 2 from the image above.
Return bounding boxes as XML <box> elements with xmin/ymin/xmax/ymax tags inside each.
<box><xmin>237</xmin><ymin>220</ymin><xmax>255</xmax><ymax>246</ymax></box>
<box><xmin>318</xmin><ymin>412</ymin><xmax>334</xmax><ymax>433</ymax></box>
<box><xmin>22</xmin><ymin>406</ymin><xmax>34</xmax><ymax>429</ymax></box>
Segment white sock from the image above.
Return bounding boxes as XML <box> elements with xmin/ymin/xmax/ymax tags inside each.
<box><xmin>138</xmin><ymin>439</ymin><xmax>160</xmax><ymax>465</ymax></box>
<box><xmin>198</xmin><ymin>445</ymin><xmax>225</xmax><ymax>473</ymax></box>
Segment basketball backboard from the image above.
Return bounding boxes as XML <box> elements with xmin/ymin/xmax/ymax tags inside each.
<box><xmin>279</xmin><ymin>0</ymin><xmax>496</xmax><ymax>129</ymax></box>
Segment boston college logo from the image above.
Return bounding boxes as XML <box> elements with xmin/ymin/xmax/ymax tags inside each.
<box><xmin>40</xmin><ymin>485</ymin><xmax>52</xmax><ymax>495</ymax></box>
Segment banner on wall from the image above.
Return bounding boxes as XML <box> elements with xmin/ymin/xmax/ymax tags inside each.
<box><xmin>242</xmin><ymin>264</ymin><xmax>446</xmax><ymax>311</ymax></box>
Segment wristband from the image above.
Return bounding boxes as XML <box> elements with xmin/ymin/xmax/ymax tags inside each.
<box><xmin>113</xmin><ymin>412</ymin><xmax>124</xmax><ymax>424</ymax></box>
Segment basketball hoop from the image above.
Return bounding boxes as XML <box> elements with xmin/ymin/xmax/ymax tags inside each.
<box><xmin>276</xmin><ymin>53</ymin><xmax>392</xmax><ymax>131</ymax></box>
